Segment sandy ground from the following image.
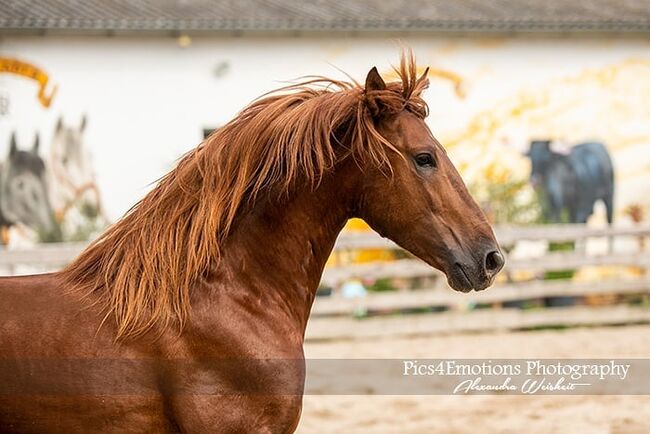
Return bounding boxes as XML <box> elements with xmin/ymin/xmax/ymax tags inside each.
<box><xmin>299</xmin><ymin>324</ymin><xmax>650</xmax><ymax>433</ymax></box>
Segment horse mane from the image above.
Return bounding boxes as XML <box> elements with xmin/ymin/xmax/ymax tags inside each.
<box><xmin>61</xmin><ymin>51</ymin><xmax>430</xmax><ymax>339</ymax></box>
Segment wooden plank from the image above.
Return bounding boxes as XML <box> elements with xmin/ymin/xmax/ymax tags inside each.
<box><xmin>505</xmin><ymin>251</ymin><xmax>650</xmax><ymax>271</ymax></box>
<box><xmin>15</xmin><ymin>244</ymin><xmax>642</xmax><ymax>281</ymax></box>
<box><xmin>333</xmin><ymin>232</ymin><xmax>395</xmax><ymax>251</ymax></box>
<box><xmin>0</xmin><ymin>224</ymin><xmax>647</xmax><ymax>268</ymax></box>
<box><xmin>321</xmin><ymin>252</ymin><xmax>650</xmax><ymax>285</ymax></box>
<box><xmin>313</xmin><ymin>279</ymin><xmax>650</xmax><ymax>316</ymax></box>
<box><xmin>322</xmin><ymin>260</ymin><xmax>442</xmax><ymax>285</ymax></box>
<box><xmin>305</xmin><ymin>305</ymin><xmax>650</xmax><ymax>341</ymax></box>
<box><xmin>495</xmin><ymin>224</ymin><xmax>650</xmax><ymax>245</ymax></box>
<box><xmin>0</xmin><ymin>244</ymin><xmax>647</xmax><ymax>283</ymax></box>
<box><xmin>0</xmin><ymin>242</ymin><xmax>85</xmax><ymax>266</ymax></box>
<box><xmin>332</xmin><ymin>224</ymin><xmax>650</xmax><ymax>251</ymax></box>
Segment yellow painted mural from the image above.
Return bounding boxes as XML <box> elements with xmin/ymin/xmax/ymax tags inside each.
<box><xmin>0</xmin><ymin>57</ymin><xmax>57</xmax><ymax>108</ymax></box>
<box><xmin>440</xmin><ymin>58</ymin><xmax>650</xmax><ymax>222</ymax></box>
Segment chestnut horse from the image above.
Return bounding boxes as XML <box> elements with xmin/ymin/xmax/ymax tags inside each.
<box><xmin>0</xmin><ymin>53</ymin><xmax>503</xmax><ymax>433</ymax></box>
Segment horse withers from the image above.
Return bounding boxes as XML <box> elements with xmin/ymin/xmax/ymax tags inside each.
<box><xmin>0</xmin><ymin>53</ymin><xmax>503</xmax><ymax>433</ymax></box>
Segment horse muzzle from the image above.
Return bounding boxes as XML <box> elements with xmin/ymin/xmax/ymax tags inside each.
<box><xmin>446</xmin><ymin>247</ymin><xmax>505</xmax><ymax>293</ymax></box>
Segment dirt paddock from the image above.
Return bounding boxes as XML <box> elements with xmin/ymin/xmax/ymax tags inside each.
<box><xmin>299</xmin><ymin>324</ymin><xmax>650</xmax><ymax>433</ymax></box>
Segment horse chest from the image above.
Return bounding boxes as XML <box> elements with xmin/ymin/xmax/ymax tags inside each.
<box><xmin>157</xmin><ymin>354</ymin><xmax>304</xmax><ymax>432</ymax></box>
<box><xmin>166</xmin><ymin>394</ymin><xmax>303</xmax><ymax>433</ymax></box>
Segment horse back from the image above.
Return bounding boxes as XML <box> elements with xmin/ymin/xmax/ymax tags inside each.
<box><xmin>0</xmin><ymin>273</ymin><xmax>114</xmax><ymax>358</ymax></box>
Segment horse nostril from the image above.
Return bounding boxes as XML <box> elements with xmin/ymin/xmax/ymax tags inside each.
<box><xmin>485</xmin><ymin>250</ymin><xmax>505</xmax><ymax>275</ymax></box>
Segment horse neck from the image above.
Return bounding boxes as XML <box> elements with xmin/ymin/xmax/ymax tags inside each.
<box><xmin>208</xmin><ymin>158</ymin><xmax>361</xmax><ymax>332</ymax></box>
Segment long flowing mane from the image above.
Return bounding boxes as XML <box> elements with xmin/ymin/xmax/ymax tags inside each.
<box><xmin>62</xmin><ymin>52</ymin><xmax>430</xmax><ymax>339</ymax></box>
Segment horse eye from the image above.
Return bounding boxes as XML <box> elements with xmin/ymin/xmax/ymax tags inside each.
<box><xmin>414</xmin><ymin>153</ymin><xmax>436</xmax><ymax>169</ymax></box>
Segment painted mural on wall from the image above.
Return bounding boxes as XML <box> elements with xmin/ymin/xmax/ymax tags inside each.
<box><xmin>526</xmin><ymin>140</ymin><xmax>614</xmax><ymax>224</ymax></box>
<box><xmin>0</xmin><ymin>57</ymin><xmax>57</xmax><ymax>109</ymax></box>
<box><xmin>420</xmin><ymin>57</ymin><xmax>650</xmax><ymax>227</ymax></box>
<box><xmin>2</xmin><ymin>39</ymin><xmax>649</xmax><ymax>237</ymax></box>
<box><xmin>0</xmin><ymin>57</ymin><xmax>106</xmax><ymax>245</ymax></box>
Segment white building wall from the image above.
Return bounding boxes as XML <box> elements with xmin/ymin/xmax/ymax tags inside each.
<box><xmin>1</xmin><ymin>35</ymin><xmax>649</xmax><ymax>223</ymax></box>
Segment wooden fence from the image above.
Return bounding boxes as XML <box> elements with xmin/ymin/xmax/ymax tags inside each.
<box><xmin>1</xmin><ymin>224</ymin><xmax>649</xmax><ymax>340</ymax></box>
<box><xmin>308</xmin><ymin>224</ymin><xmax>650</xmax><ymax>340</ymax></box>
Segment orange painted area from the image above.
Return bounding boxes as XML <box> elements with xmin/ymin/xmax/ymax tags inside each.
<box><xmin>0</xmin><ymin>57</ymin><xmax>57</xmax><ymax>108</ymax></box>
<box><xmin>384</xmin><ymin>66</ymin><xmax>466</xmax><ymax>99</ymax></box>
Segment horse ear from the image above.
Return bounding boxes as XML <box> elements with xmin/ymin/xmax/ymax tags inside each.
<box><xmin>365</xmin><ymin>67</ymin><xmax>386</xmax><ymax>92</ymax></box>
<box><xmin>9</xmin><ymin>133</ymin><xmax>17</xmax><ymax>157</ymax></box>
<box><xmin>80</xmin><ymin>114</ymin><xmax>87</xmax><ymax>132</ymax></box>
<box><xmin>365</xmin><ymin>67</ymin><xmax>387</xmax><ymax>118</ymax></box>
<box><xmin>33</xmin><ymin>133</ymin><xmax>40</xmax><ymax>154</ymax></box>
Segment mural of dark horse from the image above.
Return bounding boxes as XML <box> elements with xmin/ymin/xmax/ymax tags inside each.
<box><xmin>527</xmin><ymin>140</ymin><xmax>614</xmax><ymax>224</ymax></box>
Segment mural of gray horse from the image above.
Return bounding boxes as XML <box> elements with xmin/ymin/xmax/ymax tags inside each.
<box><xmin>0</xmin><ymin>133</ymin><xmax>60</xmax><ymax>241</ymax></box>
<box><xmin>527</xmin><ymin>140</ymin><xmax>614</xmax><ymax>224</ymax></box>
<box><xmin>48</xmin><ymin>116</ymin><xmax>105</xmax><ymax>240</ymax></box>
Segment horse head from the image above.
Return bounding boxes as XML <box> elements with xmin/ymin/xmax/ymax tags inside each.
<box><xmin>355</xmin><ymin>66</ymin><xmax>504</xmax><ymax>292</ymax></box>
<box><xmin>1</xmin><ymin>133</ymin><xmax>60</xmax><ymax>240</ymax></box>
<box><xmin>49</xmin><ymin>116</ymin><xmax>100</xmax><ymax>218</ymax></box>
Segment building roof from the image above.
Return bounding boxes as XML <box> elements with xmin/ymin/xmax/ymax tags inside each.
<box><xmin>2</xmin><ymin>0</ymin><xmax>650</xmax><ymax>34</ymax></box>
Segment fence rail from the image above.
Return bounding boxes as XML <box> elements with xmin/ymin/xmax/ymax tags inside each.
<box><xmin>1</xmin><ymin>224</ymin><xmax>649</xmax><ymax>340</ymax></box>
<box><xmin>317</xmin><ymin>223</ymin><xmax>650</xmax><ymax>339</ymax></box>
<box><xmin>312</xmin><ymin>279</ymin><xmax>650</xmax><ymax>316</ymax></box>
<box><xmin>332</xmin><ymin>223</ymin><xmax>650</xmax><ymax>250</ymax></box>
<box><xmin>0</xmin><ymin>242</ymin><xmax>85</xmax><ymax>268</ymax></box>
<box><xmin>306</xmin><ymin>306</ymin><xmax>650</xmax><ymax>341</ymax></box>
<box><xmin>322</xmin><ymin>252</ymin><xmax>650</xmax><ymax>285</ymax></box>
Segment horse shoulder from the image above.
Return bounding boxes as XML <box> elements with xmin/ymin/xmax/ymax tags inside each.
<box><xmin>153</xmin><ymin>285</ymin><xmax>306</xmax><ymax>432</ymax></box>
